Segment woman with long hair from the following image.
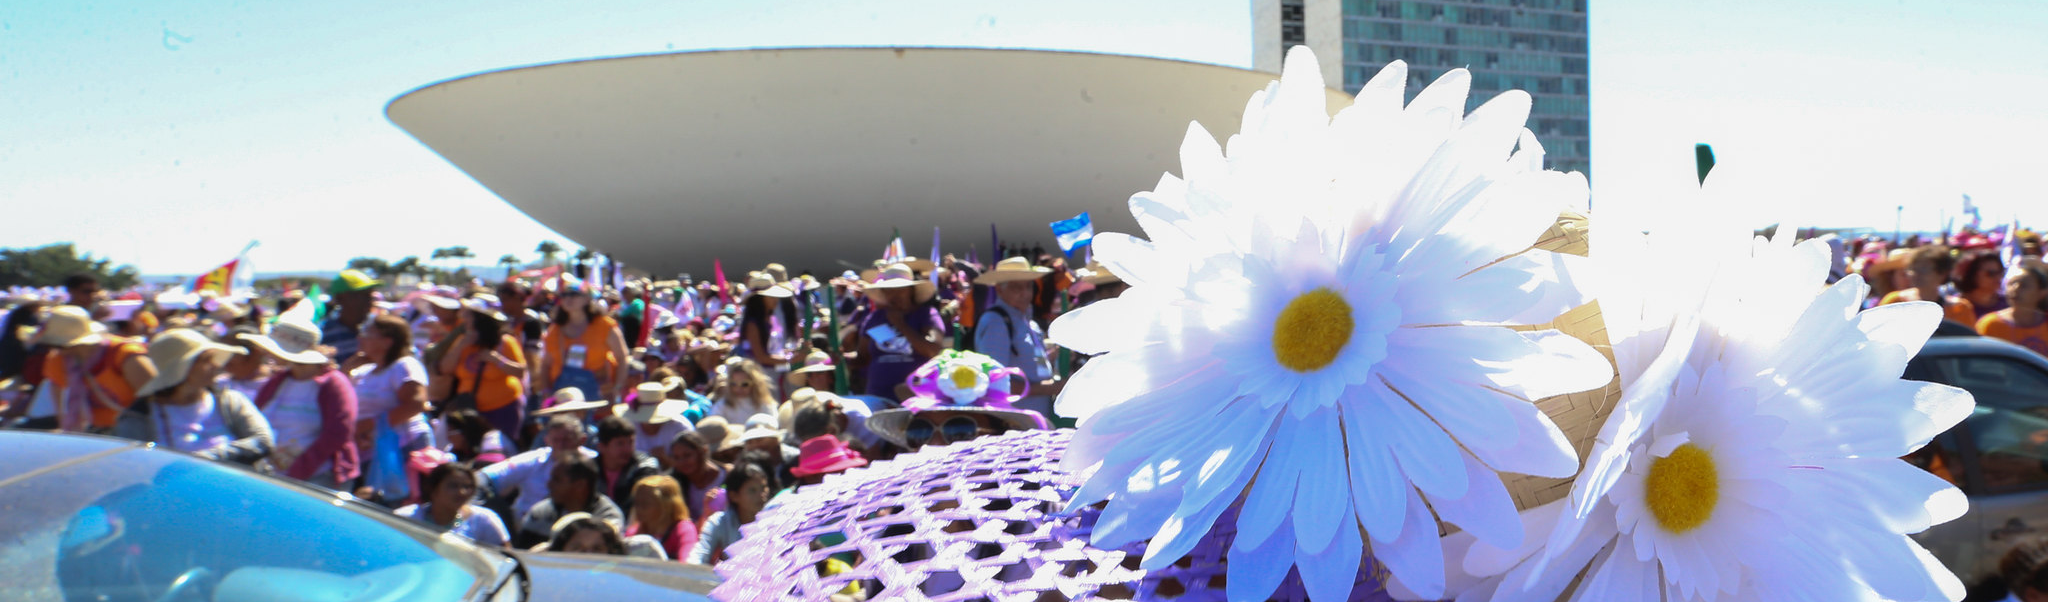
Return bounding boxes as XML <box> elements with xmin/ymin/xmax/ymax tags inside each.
<box><xmin>1956</xmin><ymin>249</ymin><xmax>2011</xmax><ymax>320</ymax></box>
<box><xmin>114</xmin><ymin>329</ymin><xmax>274</xmax><ymax>466</ymax></box>
<box><xmin>625</xmin><ymin>475</ymin><xmax>700</xmax><ymax>561</ymax></box>
<box><xmin>543</xmin><ymin>513</ymin><xmax>628</xmax><ymax>555</ymax></box>
<box><xmin>735</xmin><ymin>272</ymin><xmax>799</xmax><ymax>371</ymax></box>
<box><xmin>541</xmin><ymin>277</ymin><xmax>630</xmax><ymax>402</ymax></box>
<box><xmin>346</xmin><ymin>315</ymin><xmax>433</xmax><ymax>498</ymax></box>
<box><xmin>686</xmin><ymin>462</ymin><xmax>771</xmax><ymax>565</ymax></box>
<box><xmin>667</xmin><ymin>430</ymin><xmax>725</xmax><ymax>528</ymax></box>
<box><xmin>712</xmin><ymin>359</ymin><xmax>778</xmax><ymax>426</ymax></box>
<box><xmin>440</xmin><ymin>297</ymin><xmax>527</xmax><ymax>436</ymax></box>
<box><xmin>395</xmin><ymin>462</ymin><xmax>509</xmax><ymax>548</ymax></box>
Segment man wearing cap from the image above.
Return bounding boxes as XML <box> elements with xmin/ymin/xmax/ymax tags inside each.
<box><xmin>970</xmin><ymin>257</ymin><xmax>1063</xmax><ymax>420</ymax></box>
<box><xmin>323</xmin><ymin>269</ymin><xmax>382</xmax><ymax>361</ymax></box>
<box><xmin>33</xmin><ymin>305</ymin><xmax>157</xmax><ymax>432</ymax></box>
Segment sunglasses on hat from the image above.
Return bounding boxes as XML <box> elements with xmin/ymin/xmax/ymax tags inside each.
<box><xmin>905</xmin><ymin>415</ymin><xmax>1003</xmax><ymax>449</ymax></box>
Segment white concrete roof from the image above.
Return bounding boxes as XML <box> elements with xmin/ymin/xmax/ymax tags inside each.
<box><xmin>387</xmin><ymin>47</ymin><xmax>1352</xmax><ymax>278</ymax></box>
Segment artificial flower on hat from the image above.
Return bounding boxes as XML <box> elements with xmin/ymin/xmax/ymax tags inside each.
<box><xmin>1046</xmin><ymin>47</ymin><xmax>1610</xmax><ymax>601</ymax></box>
<box><xmin>1441</xmin><ymin>180</ymin><xmax>1976</xmax><ymax>601</ymax></box>
<box><xmin>904</xmin><ymin>349</ymin><xmax>1021</xmax><ymax>408</ymax></box>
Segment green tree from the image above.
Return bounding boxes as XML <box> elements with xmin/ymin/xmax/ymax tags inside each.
<box><xmin>0</xmin><ymin>243</ymin><xmax>140</xmax><ymax>290</ymax></box>
<box><xmin>448</xmin><ymin>246</ymin><xmax>475</xmax><ymax>272</ymax></box>
<box><xmin>391</xmin><ymin>256</ymin><xmax>425</xmax><ymax>279</ymax></box>
<box><xmin>535</xmin><ymin>241</ymin><xmax>563</xmax><ymax>267</ymax></box>
<box><xmin>572</xmin><ymin>247</ymin><xmax>596</xmax><ymax>278</ymax></box>
<box><xmin>497</xmin><ymin>254</ymin><xmax>521</xmax><ymax>275</ymax></box>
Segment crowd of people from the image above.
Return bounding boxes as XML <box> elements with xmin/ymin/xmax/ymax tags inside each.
<box><xmin>1840</xmin><ymin>229</ymin><xmax>2048</xmax><ymax>353</ymax></box>
<box><xmin>0</xmin><ymin>245</ymin><xmax>1129</xmax><ymax>572</ymax></box>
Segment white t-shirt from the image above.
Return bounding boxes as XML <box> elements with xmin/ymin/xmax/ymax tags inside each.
<box><xmin>350</xmin><ymin>357</ymin><xmax>428</xmax><ymax>419</ymax></box>
<box><xmin>396</xmin><ymin>503</ymin><xmax>510</xmax><ymax>548</ymax></box>
<box><xmin>157</xmin><ymin>391</ymin><xmax>235</xmax><ymax>453</ymax></box>
<box><xmin>264</xmin><ymin>377</ymin><xmax>325</xmax><ymax>453</ymax></box>
<box><xmin>634</xmin><ymin>421</ymin><xmax>690</xmax><ymax>458</ymax></box>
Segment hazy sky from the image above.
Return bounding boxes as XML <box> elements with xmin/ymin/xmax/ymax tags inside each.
<box><xmin>3</xmin><ymin>0</ymin><xmax>2044</xmax><ymax>275</ymax></box>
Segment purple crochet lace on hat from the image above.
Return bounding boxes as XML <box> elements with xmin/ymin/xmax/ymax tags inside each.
<box><xmin>713</xmin><ymin>429</ymin><xmax>1399</xmax><ymax>601</ymax></box>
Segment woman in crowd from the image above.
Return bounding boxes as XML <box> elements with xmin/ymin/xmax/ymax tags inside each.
<box><xmin>442</xmin><ymin>296</ymin><xmax>527</xmax><ymax>436</ymax></box>
<box><xmin>441</xmin><ymin>407</ymin><xmax>510</xmax><ymax>465</ymax></box>
<box><xmin>1879</xmin><ymin>244</ymin><xmax>1977</xmax><ymax>325</ymax></box>
<box><xmin>848</xmin><ymin>264</ymin><xmax>945</xmax><ymax>401</ymax></box>
<box><xmin>735</xmin><ymin>273</ymin><xmax>798</xmax><ymax>379</ymax></box>
<box><xmin>1979</xmin><ymin>263</ymin><xmax>2048</xmax><ymax>356</ymax></box>
<box><xmin>346</xmin><ymin>315</ymin><xmax>433</xmax><ymax>497</ymax></box>
<box><xmin>396</xmin><ymin>462</ymin><xmax>510</xmax><ymax>548</ymax></box>
<box><xmin>686</xmin><ymin>461</ymin><xmax>771</xmax><ymax>566</ymax></box>
<box><xmin>115</xmin><ymin>329</ymin><xmax>273</xmax><ymax>466</ymax></box>
<box><xmin>36</xmin><ymin>305</ymin><xmax>157</xmax><ymax>433</ymax></box>
<box><xmin>1957</xmin><ymin>249</ymin><xmax>2012</xmax><ymax>320</ymax></box>
<box><xmin>245</xmin><ymin>316</ymin><xmax>359</xmax><ymax>489</ymax></box>
<box><xmin>624</xmin><ymin>475</ymin><xmax>700</xmax><ymax>562</ymax></box>
<box><xmin>542</xmin><ymin>513</ymin><xmax>628</xmax><ymax>555</ymax></box>
<box><xmin>541</xmin><ymin>278</ymin><xmax>629</xmax><ymax>402</ymax></box>
<box><xmin>0</xmin><ymin>299</ymin><xmax>44</xmax><ymax>380</ymax></box>
<box><xmin>217</xmin><ymin>325</ymin><xmax>272</xmax><ymax>403</ymax></box>
<box><xmin>667</xmin><ymin>430</ymin><xmax>725</xmax><ymax>528</ymax></box>
<box><xmin>712</xmin><ymin>359</ymin><xmax>778</xmax><ymax>426</ymax></box>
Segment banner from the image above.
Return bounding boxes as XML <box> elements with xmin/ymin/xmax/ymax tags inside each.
<box><xmin>1050</xmin><ymin>212</ymin><xmax>1094</xmax><ymax>254</ymax></box>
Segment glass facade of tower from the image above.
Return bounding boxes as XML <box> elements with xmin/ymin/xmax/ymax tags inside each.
<box><xmin>1338</xmin><ymin>0</ymin><xmax>1589</xmax><ymax>176</ymax></box>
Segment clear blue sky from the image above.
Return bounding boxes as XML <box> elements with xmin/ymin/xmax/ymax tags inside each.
<box><xmin>3</xmin><ymin>0</ymin><xmax>2044</xmax><ymax>276</ymax></box>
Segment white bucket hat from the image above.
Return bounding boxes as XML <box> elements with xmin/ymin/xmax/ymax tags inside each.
<box><xmin>136</xmin><ymin>329</ymin><xmax>247</xmax><ymax>398</ymax></box>
<box><xmin>237</xmin><ymin>317</ymin><xmax>328</xmax><ymax>365</ymax></box>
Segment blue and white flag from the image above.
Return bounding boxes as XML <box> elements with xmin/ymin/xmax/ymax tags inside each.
<box><xmin>1050</xmin><ymin>212</ymin><xmax>1094</xmax><ymax>254</ymax></box>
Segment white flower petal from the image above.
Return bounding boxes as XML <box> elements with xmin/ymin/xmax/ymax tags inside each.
<box><xmin>1226</xmin><ymin>514</ymin><xmax>1299</xmax><ymax>602</ymax></box>
<box><xmin>1290</xmin><ymin>414</ymin><xmax>1352</xmax><ymax>554</ymax></box>
<box><xmin>1467</xmin><ymin>392</ymin><xmax>1580</xmax><ymax>479</ymax></box>
<box><xmin>1297</xmin><ymin>516</ymin><xmax>1365</xmax><ymax>602</ymax></box>
<box><xmin>1853</xmin><ymin>292</ymin><xmax>1942</xmax><ymax>360</ymax></box>
<box><xmin>1343</xmin><ymin>397</ymin><xmax>1410</xmax><ymax>541</ymax></box>
<box><xmin>1426</xmin><ymin>452</ymin><xmax>1524</xmax><ymax>551</ymax></box>
<box><xmin>1375</xmin><ymin>485</ymin><xmax>1448</xmax><ymax>600</ymax></box>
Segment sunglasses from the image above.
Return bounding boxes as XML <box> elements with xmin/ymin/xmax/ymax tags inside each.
<box><xmin>905</xmin><ymin>415</ymin><xmax>1001</xmax><ymax>448</ymax></box>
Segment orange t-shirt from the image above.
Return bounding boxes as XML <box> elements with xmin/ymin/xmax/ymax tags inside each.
<box><xmin>1978</xmin><ymin>311</ymin><xmax>2048</xmax><ymax>356</ymax></box>
<box><xmin>1880</xmin><ymin>290</ymin><xmax>1977</xmax><ymax>326</ymax></box>
<box><xmin>41</xmin><ymin>338</ymin><xmax>147</xmax><ymax>428</ymax></box>
<box><xmin>454</xmin><ymin>335</ymin><xmax>526</xmax><ymax>412</ymax></box>
<box><xmin>545</xmin><ymin>315</ymin><xmax>620</xmax><ymax>381</ymax></box>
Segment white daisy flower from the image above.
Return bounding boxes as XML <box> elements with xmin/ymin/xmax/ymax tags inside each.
<box><xmin>1048</xmin><ymin>47</ymin><xmax>1613</xmax><ymax>601</ymax></box>
<box><xmin>1442</xmin><ymin>178</ymin><xmax>1977</xmax><ymax>601</ymax></box>
<box><xmin>936</xmin><ymin>357</ymin><xmax>993</xmax><ymax>404</ymax></box>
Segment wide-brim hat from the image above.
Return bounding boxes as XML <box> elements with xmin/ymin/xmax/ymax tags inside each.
<box><xmin>859</xmin><ymin>257</ymin><xmax>936</xmax><ymax>282</ymax></box>
<box><xmin>462</xmin><ymin>294</ymin><xmax>508</xmax><ymax>322</ymax></box>
<box><xmin>35</xmin><ymin>306</ymin><xmax>104</xmax><ymax>348</ymax></box>
<box><xmin>534</xmin><ymin>387</ymin><xmax>610</xmax><ymax>415</ymax></box>
<box><xmin>746</xmin><ymin>272</ymin><xmax>794</xmax><ymax>299</ymax></box>
<box><xmin>789</xmin><ymin>434</ymin><xmax>867</xmax><ymax>478</ymax></box>
<box><xmin>696</xmin><ymin>416</ymin><xmax>740</xmax><ymax>452</ymax></box>
<box><xmin>972</xmin><ymin>257</ymin><xmax>1053</xmax><ymax>285</ymax></box>
<box><xmin>1075</xmin><ymin>262</ymin><xmax>1124</xmax><ymax>286</ymax></box>
<box><xmin>788</xmin><ymin>349</ymin><xmax>836</xmax><ymax>375</ymax></box>
<box><xmin>136</xmin><ymin>329</ymin><xmax>247</xmax><ymax>398</ymax></box>
<box><xmin>237</xmin><ymin>318</ymin><xmax>327</xmax><ymax>365</ymax></box>
<box><xmin>862</xmin><ymin>263</ymin><xmax>936</xmax><ymax>303</ymax></box>
<box><xmin>739</xmin><ymin>413</ymin><xmax>781</xmax><ymax>444</ymax></box>
<box><xmin>618</xmin><ymin>398</ymin><xmax>685</xmax><ymax>425</ymax></box>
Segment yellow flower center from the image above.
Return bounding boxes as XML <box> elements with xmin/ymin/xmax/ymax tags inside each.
<box><xmin>1271</xmin><ymin>288</ymin><xmax>1353</xmax><ymax>372</ymax></box>
<box><xmin>949</xmin><ymin>365</ymin><xmax>982</xmax><ymax>390</ymax></box>
<box><xmin>1644</xmin><ymin>443</ymin><xmax>1719</xmax><ymax>534</ymax></box>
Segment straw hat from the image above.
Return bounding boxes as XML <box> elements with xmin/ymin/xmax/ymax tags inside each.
<box><xmin>788</xmin><ymin>349</ymin><xmax>836</xmax><ymax>375</ymax></box>
<box><xmin>1497</xmin><ymin>210</ymin><xmax>1624</xmax><ymax>511</ymax></box>
<box><xmin>696</xmin><ymin>415</ymin><xmax>740</xmax><ymax>452</ymax></box>
<box><xmin>35</xmin><ymin>306</ymin><xmax>104</xmax><ymax>348</ymax></box>
<box><xmin>739</xmin><ymin>413</ymin><xmax>781</xmax><ymax>444</ymax></box>
<box><xmin>972</xmin><ymin>257</ymin><xmax>1052</xmax><ymax>285</ymax></box>
<box><xmin>462</xmin><ymin>294</ymin><xmax>508</xmax><ymax>322</ymax></box>
<box><xmin>859</xmin><ymin>256</ymin><xmax>936</xmax><ymax>282</ymax></box>
<box><xmin>1074</xmin><ymin>262</ymin><xmax>1123</xmax><ymax>286</ymax></box>
<box><xmin>862</xmin><ymin>263</ymin><xmax>936</xmax><ymax>303</ymax></box>
<box><xmin>617</xmin><ymin>382</ymin><xmax>685</xmax><ymax>425</ymax></box>
<box><xmin>237</xmin><ymin>316</ymin><xmax>328</xmax><ymax>365</ymax></box>
<box><xmin>746</xmin><ymin>272</ymin><xmax>793</xmax><ymax>299</ymax></box>
<box><xmin>533</xmin><ymin>387</ymin><xmax>610</xmax><ymax>415</ymax></box>
<box><xmin>764</xmin><ymin>263</ymin><xmax>789</xmax><ymax>283</ymax></box>
<box><xmin>135</xmin><ymin>329</ymin><xmax>247</xmax><ymax>398</ymax></box>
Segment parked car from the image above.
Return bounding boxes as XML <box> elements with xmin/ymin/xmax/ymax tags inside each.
<box><xmin>0</xmin><ymin>430</ymin><xmax>718</xmax><ymax>602</ymax></box>
<box><xmin>1906</xmin><ymin>334</ymin><xmax>2048</xmax><ymax>588</ymax></box>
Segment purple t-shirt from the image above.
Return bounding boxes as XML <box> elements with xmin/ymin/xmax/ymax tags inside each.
<box><xmin>859</xmin><ymin>307</ymin><xmax>946</xmax><ymax>398</ymax></box>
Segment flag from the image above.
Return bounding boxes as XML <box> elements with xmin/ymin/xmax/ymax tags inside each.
<box><xmin>191</xmin><ymin>259</ymin><xmax>239</xmax><ymax>298</ymax></box>
<box><xmin>990</xmin><ymin>223</ymin><xmax>1001</xmax><ymax>262</ymax></box>
<box><xmin>308</xmin><ymin>283</ymin><xmax>326</xmax><ymax>324</ymax></box>
<box><xmin>1963</xmin><ymin>194</ymin><xmax>1982</xmax><ymax>230</ymax></box>
<box><xmin>713</xmin><ymin>259</ymin><xmax>732</xmax><ymax>305</ymax></box>
<box><xmin>929</xmin><ymin>226</ymin><xmax>942</xmax><ymax>283</ymax></box>
<box><xmin>2004</xmin><ymin>215</ymin><xmax>2024</xmax><ymax>270</ymax></box>
<box><xmin>1051</xmin><ymin>212</ymin><xmax>1095</xmax><ymax>254</ymax></box>
<box><xmin>882</xmin><ymin>228</ymin><xmax>907</xmax><ymax>264</ymax></box>
<box><xmin>191</xmin><ymin>241</ymin><xmax>257</xmax><ymax>297</ymax></box>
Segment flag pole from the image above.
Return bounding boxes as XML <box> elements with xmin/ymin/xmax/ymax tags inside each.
<box><xmin>823</xmin><ymin>281</ymin><xmax>849</xmax><ymax>396</ymax></box>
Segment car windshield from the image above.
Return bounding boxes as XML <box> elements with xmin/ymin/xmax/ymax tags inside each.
<box><xmin>0</xmin><ymin>443</ymin><xmax>506</xmax><ymax>602</ymax></box>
